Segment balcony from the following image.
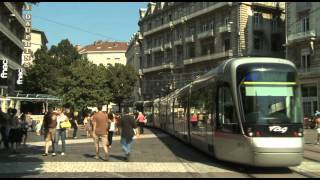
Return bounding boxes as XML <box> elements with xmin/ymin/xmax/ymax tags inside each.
<box><xmin>184</xmin><ymin>50</ymin><xmax>233</xmax><ymax>65</ymax></box>
<box><xmin>197</xmin><ymin>30</ymin><xmax>214</xmax><ymax>39</ymax></box>
<box><xmin>142</xmin><ymin>63</ymin><xmax>172</xmax><ymax>73</ymax></box>
<box><xmin>3</xmin><ymin>2</ymin><xmax>25</xmax><ymax>28</ymax></box>
<box><xmin>152</xmin><ymin>45</ymin><xmax>164</xmax><ymax>52</ymax></box>
<box><xmin>251</xmin><ymin>2</ymin><xmax>284</xmax><ymax>10</ymax></box>
<box><xmin>173</xmin><ymin>39</ymin><xmax>183</xmax><ymax>46</ymax></box>
<box><xmin>0</xmin><ymin>23</ymin><xmax>24</xmax><ymax>50</ymax></box>
<box><xmin>287</xmin><ymin>30</ymin><xmax>316</xmax><ymax>44</ymax></box>
<box><xmin>0</xmin><ymin>51</ymin><xmax>25</xmax><ymax>72</ymax></box>
<box><xmin>296</xmin><ymin>2</ymin><xmax>311</xmax><ymax>13</ymax></box>
<box><xmin>144</xmin><ymin>48</ymin><xmax>152</xmax><ymax>55</ymax></box>
<box><xmin>218</xmin><ymin>24</ymin><xmax>231</xmax><ymax>34</ymax></box>
<box><xmin>164</xmin><ymin>42</ymin><xmax>173</xmax><ymax>49</ymax></box>
<box><xmin>185</xmin><ymin>35</ymin><xmax>195</xmax><ymax>43</ymax></box>
<box><xmin>142</xmin><ymin>2</ymin><xmax>232</xmax><ymax>36</ymax></box>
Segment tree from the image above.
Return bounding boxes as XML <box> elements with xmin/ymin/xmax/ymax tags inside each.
<box><xmin>23</xmin><ymin>39</ymin><xmax>113</xmax><ymax>112</ymax></box>
<box><xmin>63</xmin><ymin>60</ymin><xmax>112</xmax><ymax>111</ymax></box>
<box><xmin>106</xmin><ymin>63</ymin><xmax>138</xmax><ymax>112</ymax></box>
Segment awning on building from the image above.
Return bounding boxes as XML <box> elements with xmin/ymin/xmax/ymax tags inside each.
<box><xmin>1</xmin><ymin>93</ymin><xmax>62</xmax><ymax>102</ymax></box>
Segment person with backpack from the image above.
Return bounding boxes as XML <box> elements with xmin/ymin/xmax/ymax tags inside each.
<box><xmin>119</xmin><ymin>108</ymin><xmax>139</xmax><ymax>161</ymax></box>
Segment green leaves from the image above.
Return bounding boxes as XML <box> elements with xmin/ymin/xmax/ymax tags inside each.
<box><xmin>23</xmin><ymin>39</ymin><xmax>138</xmax><ymax>112</ymax></box>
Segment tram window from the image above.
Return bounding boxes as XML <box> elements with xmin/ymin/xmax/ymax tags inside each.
<box><xmin>218</xmin><ymin>86</ymin><xmax>238</xmax><ymax>132</ymax></box>
<box><xmin>189</xmin><ymin>85</ymin><xmax>214</xmax><ymax>134</ymax></box>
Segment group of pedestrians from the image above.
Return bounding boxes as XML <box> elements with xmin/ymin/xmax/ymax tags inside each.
<box><xmin>0</xmin><ymin>108</ymin><xmax>29</xmax><ymax>153</ymax></box>
<box><xmin>41</xmin><ymin>106</ymin><xmax>141</xmax><ymax>162</ymax></box>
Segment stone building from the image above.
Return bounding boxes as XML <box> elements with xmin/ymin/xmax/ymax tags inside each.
<box><xmin>138</xmin><ymin>2</ymin><xmax>285</xmax><ymax>100</ymax></box>
<box><xmin>286</xmin><ymin>2</ymin><xmax>320</xmax><ymax>117</ymax></box>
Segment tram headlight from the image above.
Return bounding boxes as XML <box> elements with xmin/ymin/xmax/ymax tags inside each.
<box><xmin>247</xmin><ymin>128</ymin><xmax>253</xmax><ymax>137</ymax></box>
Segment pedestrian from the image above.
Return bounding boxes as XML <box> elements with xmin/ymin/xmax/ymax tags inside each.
<box><xmin>119</xmin><ymin>108</ymin><xmax>139</xmax><ymax>161</ymax></box>
<box><xmin>19</xmin><ymin>113</ymin><xmax>29</xmax><ymax>146</ymax></box>
<box><xmin>83</xmin><ymin>112</ymin><xmax>92</xmax><ymax>138</ymax></box>
<box><xmin>8</xmin><ymin>109</ymin><xmax>20</xmax><ymax>153</ymax></box>
<box><xmin>107</xmin><ymin>112</ymin><xmax>116</xmax><ymax>148</ymax></box>
<box><xmin>53</xmin><ymin>108</ymin><xmax>69</xmax><ymax>156</ymax></box>
<box><xmin>0</xmin><ymin>108</ymin><xmax>9</xmax><ymax>149</ymax></box>
<box><xmin>71</xmin><ymin>111</ymin><xmax>79</xmax><ymax>139</ymax></box>
<box><xmin>316</xmin><ymin>114</ymin><xmax>320</xmax><ymax>145</ymax></box>
<box><xmin>92</xmin><ymin>106</ymin><xmax>109</xmax><ymax>161</ymax></box>
<box><xmin>42</xmin><ymin>109</ymin><xmax>57</xmax><ymax>156</ymax></box>
<box><xmin>136</xmin><ymin>112</ymin><xmax>146</xmax><ymax>134</ymax></box>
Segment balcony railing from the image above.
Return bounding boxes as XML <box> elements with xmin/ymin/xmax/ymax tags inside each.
<box><xmin>185</xmin><ymin>35</ymin><xmax>195</xmax><ymax>43</ymax></box>
<box><xmin>142</xmin><ymin>63</ymin><xmax>172</xmax><ymax>73</ymax></box>
<box><xmin>143</xmin><ymin>2</ymin><xmax>232</xmax><ymax>36</ymax></box>
<box><xmin>184</xmin><ymin>50</ymin><xmax>233</xmax><ymax>65</ymax></box>
<box><xmin>0</xmin><ymin>23</ymin><xmax>24</xmax><ymax>50</ymax></box>
<box><xmin>173</xmin><ymin>38</ymin><xmax>183</xmax><ymax>46</ymax></box>
<box><xmin>218</xmin><ymin>24</ymin><xmax>231</xmax><ymax>33</ymax></box>
<box><xmin>197</xmin><ymin>29</ymin><xmax>214</xmax><ymax>39</ymax></box>
<box><xmin>152</xmin><ymin>45</ymin><xmax>164</xmax><ymax>52</ymax></box>
<box><xmin>164</xmin><ymin>42</ymin><xmax>173</xmax><ymax>49</ymax></box>
<box><xmin>287</xmin><ymin>30</ymin><xmax>316</xmax><ymax>43</ymax></box>
<box><xmin>144</xmin><ymin>48</ymin><xmax>152</xmax><ymax>55</ymax></box>
<box><xmin>3</xmin><ymin>2</ymin><xmax>25</xmax><ymax>28</ymax></box>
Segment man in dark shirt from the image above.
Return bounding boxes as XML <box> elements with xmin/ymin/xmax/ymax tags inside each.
<box><xmin>92</xmin><ymin>106</ymin><xmax>109</xmax><ymax>161</ymax></box>
<box><xmin>42</xmin><ymin>109</ymin><xmax>57</xmax><ymax>156</ymax></box>
<box><xmin>119</xmin><ymin>108</ymin><xmax>139</xmax><ymax>161</ymax></box>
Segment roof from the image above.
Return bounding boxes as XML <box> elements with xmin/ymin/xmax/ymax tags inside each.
<box><xmin>78</xmin><ymin>41</ymin><xmax>128</xmax><ymax>54</ymax></box>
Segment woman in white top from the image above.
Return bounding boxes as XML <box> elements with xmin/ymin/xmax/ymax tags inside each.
<box><xmin>107</xmin><ymin>113</ymin><xmax>116</xmax><ymax>148</ymax></box>
<box><xmin>53</xmin><ymin>108</ymin><xmax>68</xmax><ymax>156</ymax></box>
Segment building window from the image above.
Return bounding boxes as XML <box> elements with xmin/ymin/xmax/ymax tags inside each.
<box><xmin>187</xmin><ymin>43</ymin><xmax>195</xmax><ymax>58</ymax></box>
<box><xmin>302</xmin><ymin>85</ymin><xmax>317</xmax><ymax>97</ymax></box>
<box><xmin>253</xmin><ymin>12</ymin><xmax>262</xmax><ymax>27</ymax></box>
<box><xmin>301</xmin><ymin>54</ymin><xmax>311</xmax><ymax>72</ymax></box>
<box><xmin>210</xmin><ymin>21</ymin><xmax>215</xmax><ymax>30</ymax></box>
<box><xmin>301</xmin><ymin>16</ymin><xmax>310</xmax><ymax>32</ymax></box>
<box><xmin>224</xmin><ymin>39</ymin><xmax>230</xmax><ymax>51</ymax></box>
<box><xmin>169</xmin><ymin>14</ymin><xmax>172</xmax><ymax>21</ymax></box>
<box><xmin>254</xmin><ymin>36</ymin><xmax>263</xmax><ymax>50</ymax></box>
<box><xmin>148</xmin><ymin>22</ymin><xmax>152</xmax><ymax>30</ymax></box>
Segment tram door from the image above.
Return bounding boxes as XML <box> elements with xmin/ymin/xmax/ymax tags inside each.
<box><xmin>214</xmin><ymin>84</ymin><xmax>243</xmax><ymax>161</ymax></box>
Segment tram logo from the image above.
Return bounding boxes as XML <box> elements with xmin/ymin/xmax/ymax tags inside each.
<box><xmin>269</xmin><ymin>126</ymin><xmax>288</xmax><ymax>133</ymax></box>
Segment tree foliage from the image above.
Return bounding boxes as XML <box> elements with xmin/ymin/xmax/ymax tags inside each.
<box><xmin>106</xmin><ymin>63</ymin><xmax>138</xmax><ymax>110</ymax></box>
<box><xmin>23</xmin><ymin>39</ymin><xmax>138</xmax><ymax>112</ymax></box>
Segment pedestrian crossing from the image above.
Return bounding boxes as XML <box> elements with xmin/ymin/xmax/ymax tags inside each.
<box><xmin>0</xmin><ymin>161</ymin><xmax>233</xmax><ymax>174</ymax></box>
<box><xmin>26</xmin><ymin>133</ymin><xmax>169</xmax><ymax>147</ymax></box>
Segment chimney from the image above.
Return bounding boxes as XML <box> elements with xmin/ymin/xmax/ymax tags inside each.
<box><xmin>75</xmin><ymin>44</ymin><xmax>81</xmax><ymax>51</ymax></box>
<box><xmin>139</xmin><ymin>8</ymin><xmax>147</xmax><ymax>19</ymax></box>
<box><xmin>149</xmin><ymin>2</ymin><xmax>156</xmax><ymax>14</ymax></box>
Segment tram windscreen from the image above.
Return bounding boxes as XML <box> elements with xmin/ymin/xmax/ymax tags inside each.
<box><xmin>237</xmin><ymin>64</ymin><xmax>303</xmax><ymax>125</ymax></box>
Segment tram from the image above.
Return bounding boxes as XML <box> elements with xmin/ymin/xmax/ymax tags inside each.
<box><xmin>139</xmin><ymin>57</ymin><xmax>304</xmax><ymax>167</ymax></box>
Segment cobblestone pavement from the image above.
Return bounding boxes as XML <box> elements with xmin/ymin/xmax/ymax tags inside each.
<box><xmin>0</xmin><ymin>127</ymin><xmax>319</xmax><ymax>178</ymax></box>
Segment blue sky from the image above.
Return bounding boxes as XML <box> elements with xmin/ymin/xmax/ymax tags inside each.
<box><xmin>30</xmin><ymin>2</ymin><xmax>148</xmax><ymax>48</ymax></box>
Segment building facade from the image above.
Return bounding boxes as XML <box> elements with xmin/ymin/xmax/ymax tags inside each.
<box><xmin>138</xmin><ymin>2</ymin><xmax>286</xmax><ymax>100</ymax></box>
<box><xmin>78</xmin><ymin>41</ymin><xmax>128</xmax><ymax>66</ymax></box>
<box><xmin>126</xmin><ymin>32</ymin><xmax>143</xmax><ymax>103</ymax></box>
<box><xmin>0</xmin><ymin>3</ymin><xmax>25</xmax><ymax>98</ymax></box>
<box><xmin>22</xmin><ymin>28</ymin><xmax>48</xmax><ymax>66</ymax></box>
<box><xmin>286</xmin><ymin>2</ymin><xmax>320</xmax><ymax>117</ymax></box>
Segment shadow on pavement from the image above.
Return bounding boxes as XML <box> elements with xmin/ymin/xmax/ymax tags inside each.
<box><xmin>147</xmin><ymin>127</ymin><xmax>293</xmax><ymax>175</ymax></box>
<box><xmin>0</xmin><ymin>145</ymin><xmax>45</xmax><ymax>178</ymax></box>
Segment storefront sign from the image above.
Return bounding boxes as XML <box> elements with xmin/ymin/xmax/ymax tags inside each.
<box><xmin>22</xmin><ymin>4</ymin><xmax>33</xmax><ymax>67</ymax></box>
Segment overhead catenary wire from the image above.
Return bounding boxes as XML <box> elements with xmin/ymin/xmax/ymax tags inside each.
<box><xmin>32</xmin><ymin>15</ymin><xmax>119</xmax><ymax>42</ymax></box>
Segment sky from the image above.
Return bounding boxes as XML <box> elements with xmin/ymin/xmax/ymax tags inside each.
<box><xmin>30</xmin><ymin>2</ymin><xmax>148</xmax><ymax>48</ymax></box>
